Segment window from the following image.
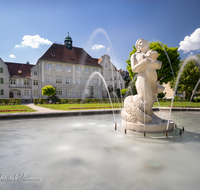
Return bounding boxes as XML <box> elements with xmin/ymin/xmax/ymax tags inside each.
<box><xmin>33</xmin><ymin>80</ymin><xmax>38</xmax><ymax>85</ymax></box>
<box><xmin>93</xmin><ymin>90</ymin><xmax>98</xmax><ymax>97</ymax></box>
<box><xmin>114</xmin><ymin>76</ymin><xmax>116</xmax><ymax>80</ymax></box>
<box><xmin>115</xmin><ymin>83</ymin><xmax>117</xmax><ymax>89</ymax></box>
<box><xmin>93</xmin><ymin>68</ymin><xmax>98</xmax><ymax>72</ymax></box>
<box><xmin>85</xmin><ymin>68</ymin><xmax>90</xmax><ymax>74</ymax></box>
<box><xmin>76</xmin><ymin>67</ymin><xmax>81</xmax><ymax>73</ymax></box>
<box><xmin>0</xmin><ymin>89</ymin><xmax>4</xmax><ymax>95</ymax></box>
<box><xmin>0</xmin><ymin>78</ymin><xmax>3</xmax><ymax>84</ymax></box>
<box><xmin>56</xmin><ymin>89</ymin><xmax>62</xmax><ymax>95</ymax></box>
<box><xmin>34</xmin><ymin>71</ymin><xmax>37</xmax><ymax>75</ymax></box>
<box><xmin>66</xmin><ymin>89</ymin><xmax>72</xmax><ymax>96</ymax></box>
<box><xmin>56</xmin><ymin>64</ymin><xmax>62</xmax><ymax>71</ymax></box>
<box><xmin>56</xmin><ymin>76</ymin><xmax>62</xmax><ymax>83</ymax></box>
<box><xmin>34</xmin><ymin>90</ymin><xmax>38</xmax><ymax>95</ymax></box>
<box><xmin>24</xmin><ymin>90</ymin><xmax>29</xmax><ymax>95</ymax></box>
<box><xmin>93</xmin><ymin>79</ymin><xmax>98</xmax><ymax>85</ymax></box>
<box><xmin>66</xmin><ymin>65</ymin><xmax>71</xmax><ymax>72</ymax></box>
<box><xmin>66</xmin><ymin>77</ymin><xmax>71</xmax><ymax>84</ymax></box>
<box><xmin>10</xmin><ymin>79</ymin><xmax>16</xmax><ymax>85</ymax></box>
<box><xmin>24</xmin><ymin>79</ymin><xmax>29</xmax><ymax>85</ymax></box>
<box><xmin>77</xmin><ymin>89</ymin><xmax>81</xmax><ymax>96</ymax></box>
<box><xmin>85</xmin><ymin>78</ymin><xmax>88</xmax><ymax>85</ymax></box>
<box><xmin>76</xmin><ymin>77</ymin><xmax>81</xmax><ymax>85</ymax></box>
<box><xmin>85</xmin><ymin>89</ymin><xmax>90</xmax><ymax>97</ymax></box>
<box><xmin>45</xmin><ymin>63</ymin><xmax>51</xmax><ymax>70</ymax></box>
<box><xmin>0</xmin><ymin>68</ymin><xmax>3</xmax><ymax>73</ymax></box>
<box><xmin>46</xmin><ymin>75</ymin><xmax>52</xmax><ymax>83</ymax></box>
<box><xmin>110</xmin><ymin>77</ymin><xmax>112</xmax><ymax>81</ymax></box>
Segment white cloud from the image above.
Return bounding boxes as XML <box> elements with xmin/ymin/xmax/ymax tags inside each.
<box><xmin>178</xmin><ymin>28</ymin><xmax>200</xmax><ymax>53</ymax></box>
<box><xmin>15</xmin><ymin>35</ymin><xmax>52</xmax><ymax>49</ymax></box>
<box><xmin>9</xmin><ymin>54</ymin><xmax>16</xmax><ymax>58</ymax></box>
<box><xmin>91</xmin><ymin>44</ymin><xmax>105</xmax><ymax>50</ymax></box>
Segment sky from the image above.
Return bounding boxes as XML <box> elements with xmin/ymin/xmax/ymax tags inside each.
<box><xmin>0</xmin><ymin>0</ymin><xmax>200</xmax><ymax>70</ymax></box>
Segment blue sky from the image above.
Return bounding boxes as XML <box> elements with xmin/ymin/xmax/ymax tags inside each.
<box><xmin>0</xmin><ymin>0</ymin><xmax>200</xmax><ymax>70</ymax></box>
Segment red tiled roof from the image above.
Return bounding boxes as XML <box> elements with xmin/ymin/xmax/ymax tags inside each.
<box><xmin>98</xmin><ymin>57</ymin><xmax>102</xmax><ymax>63</ymax></box>
<box><xmin>5</xmin><ymin>62</ymin><xmax>34</xmax><ymax>78</ymax></box>
<box><xmin>38</xmin><ymin>43</ymin><xmax>102</xmax><ymax>68</ymax></box>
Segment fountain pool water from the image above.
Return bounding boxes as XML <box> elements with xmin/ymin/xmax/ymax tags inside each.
<box><xmin>0</xmin><ymin>111</ymin><xmax>200</xmax><ymax>190</ymax></box>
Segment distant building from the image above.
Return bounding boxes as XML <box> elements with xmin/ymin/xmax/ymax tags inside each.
<box><xmin>0</xmin><ymin>34</ymin><xmax>125</xmax><ymax>102</ymax></box>
<box><xmin>163</xmin><ymin>83</ymin><xmax>185</xmax><ymax>99</ymax></box>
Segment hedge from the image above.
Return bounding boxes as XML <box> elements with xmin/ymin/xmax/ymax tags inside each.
<box><xmin>34</xmin><ymin>98</ymin><xmax>124</xmax><ymax>105</ymax></box>
<box><xmin>0</xmin><ymin>98</ymin><xmax>21</xmax><ymax>105</ymax></box>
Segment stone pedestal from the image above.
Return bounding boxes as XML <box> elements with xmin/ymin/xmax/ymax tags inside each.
<box><xmin>122</xmin><ymin>114</ymin><xmax>175</xmax><ymax>133</ymax></box>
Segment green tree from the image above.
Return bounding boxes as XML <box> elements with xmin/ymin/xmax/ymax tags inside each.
<box><xmin>170</xmin><ymin>55</ymin><xmax>200</xmax><ymax>99</ymax></box>
<box><xmin>121</xmin><ymin>89</ymin><xmax>127</xmax><ymax>97</ymax></box>
<box><xmin>42</xmin><ymin>85</ymin><xmax>55</xmax><ymax>98</ymax></box>
<box><xmin>126</xmin><ymin>42</ymin><xmax>181</xmax><ymax>84</ymax></box>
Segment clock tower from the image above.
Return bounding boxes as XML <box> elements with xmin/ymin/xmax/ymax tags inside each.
<box><xmin>64</xmin><ymin>32</ymin><xmax>73</xmax><ymax>50</ymax></box>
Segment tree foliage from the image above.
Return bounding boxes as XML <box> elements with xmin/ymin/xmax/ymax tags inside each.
<box><xmin>126</xmin><ymin>42</ymin><xmax>181</xmax><ymax>84</ymax></box>
<box><xmin>170</xmin><ymin>55</ymin><xmax>200</xmax><ymax>99</ymax></box>
<box><xmin>42</xmin><ymin>85</ymin><xmax>55</xmax><ymax>98</ymax></box>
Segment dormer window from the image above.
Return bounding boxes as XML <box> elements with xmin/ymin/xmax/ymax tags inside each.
<box><xmin>18</xmin><ymin>70</ymin><xmax>22</xmax><ymax>74</ymax></box>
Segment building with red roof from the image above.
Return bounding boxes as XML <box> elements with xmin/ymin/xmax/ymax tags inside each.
<box><xmin>0</xmin><ymin>34</ymin><xmax>125</xmax><ymax>102</ymax></box>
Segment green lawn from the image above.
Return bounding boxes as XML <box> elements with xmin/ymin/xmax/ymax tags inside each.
<box><xmin>153</xmin><ymin>101</ymin><xmax>200</xmax><ymax>107</ymax></box>
<box><xmin>36</xmin><ymin>103</ymin><xmax>124</xmax><ymax>111</ymax></box>
<box><xmin>36</xmin><ymin>101</ymin><xmax>200</xmax><ymax>111</ymax></box>
<box><xmin>0</xmin><ymin>105</ymin><xmax>36</xmax><ymax>114</ymax></box>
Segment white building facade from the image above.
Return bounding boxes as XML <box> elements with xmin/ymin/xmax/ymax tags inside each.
<box><xmin>0</xmin><ymin>35</ymin><xmax>125</xmax><ymax>102</ymax></box>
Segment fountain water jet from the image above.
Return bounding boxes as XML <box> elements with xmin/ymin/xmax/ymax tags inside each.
<box><xmin>167</xmin><ymin>56</ymin><xmax>199</xmax><ymax>131</ymax></box>
<box><xmin>87</xmin><ymin>28</ymin><xmax>123</xmax><ymax>102</ymax></box>
<box><xmin>83</xmin><ymin>71</ymin><xmax>116</xmax><ymax>122</ymax></box>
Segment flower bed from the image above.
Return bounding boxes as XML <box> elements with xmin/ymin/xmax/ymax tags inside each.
<box><xmin>0</xmin><ymin>109</ymin><xmax>26</xmax><ymax>112</ymax></box>
<box><xmin>68</xmin><ymin>106</ymin><xmax>123</xmax><ymax>110</ymax></box>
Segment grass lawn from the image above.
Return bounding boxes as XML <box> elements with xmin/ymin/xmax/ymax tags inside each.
<box><xmin>36</xmin><ymin>103</ymin><xmax>124</xmax><ymax>111</ymax></box>
<box><xmin>36</xmin><ymin>101</ymin><xmax>200</xmax><ymax>111</ymax></box>
<box><xmin>0</xmin><ymin>105</ymin><xmax>36</xmax><ymax>114</ymax></box>
<box><xmin>153</xmin><ymin>101</ymin><xmax>200</xmax><ymax>107</ymax></box>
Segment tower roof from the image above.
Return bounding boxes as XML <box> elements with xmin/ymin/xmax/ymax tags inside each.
<box><xmin>65</xmin><ymin>32</ymin><xmax>72</xmax><ymax>41</ymax></box>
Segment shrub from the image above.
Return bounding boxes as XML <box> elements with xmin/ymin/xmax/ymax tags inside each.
<box><xmin>0</xmin><ymin>98</ymin><xmax>21</xmax><ymax>105</ymax></box>
<box><xmin>194</xmin><ymin>96</ymin><xmax>200</xmax><ymax>102</ymax></box>
<box><xmin>174</xmin><ymin>95</ymin><xmax>181</xmax><ymax>102</ymax></box>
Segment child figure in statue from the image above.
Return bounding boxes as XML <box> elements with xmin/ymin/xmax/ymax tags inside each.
<box><xmin>131</xmin><ymin>38</ymin><xmax>164</xmax><ymax>116</ymax></box>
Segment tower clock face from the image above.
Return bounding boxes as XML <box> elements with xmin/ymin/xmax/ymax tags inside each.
<box><xmin>68</xmin><ymin>41</ymin><xmax>71</xmax><ymax>44</ymax></box>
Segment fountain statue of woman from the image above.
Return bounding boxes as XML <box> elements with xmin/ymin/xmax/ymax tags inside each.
<box><xmin>121</xmin><ymin>38</ymin><xmax>174</xmax><ymax>132</ymax></box>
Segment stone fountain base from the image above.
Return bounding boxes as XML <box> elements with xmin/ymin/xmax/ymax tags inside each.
<box><xmin>122</xmin><ymin>114</ymin><xmax>175</xmax><ymax>133</ymax></box>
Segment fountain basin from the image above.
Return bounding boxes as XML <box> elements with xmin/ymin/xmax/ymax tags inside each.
<box><xmin>0</xmin><ymin>111</ymin><xmax>200</xmax><ymax>190</ymax></box>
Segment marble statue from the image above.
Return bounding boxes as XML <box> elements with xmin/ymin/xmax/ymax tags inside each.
<box><xmin>121</xmin><ymin>38</ymin><xmax>174</xmax><ymax>132</ymax></box>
